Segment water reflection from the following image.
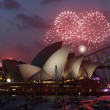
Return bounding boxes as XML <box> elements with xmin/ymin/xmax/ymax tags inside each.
<box><xmin>0</xmin><ymin>95</ymin><xmax>110</xmax><ymax>110</ymax></box>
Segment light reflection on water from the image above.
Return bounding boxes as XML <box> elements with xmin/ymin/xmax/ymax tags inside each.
<box><xmin>0</xmin><ymin>95</ymin><xmax>110</xmax><ymax>110</ymax></box>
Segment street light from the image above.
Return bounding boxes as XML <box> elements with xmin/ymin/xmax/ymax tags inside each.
<box><xmin>7</xmin><ymin>78</ymin><xmax>11</xmax><ymax>83</ymax></box>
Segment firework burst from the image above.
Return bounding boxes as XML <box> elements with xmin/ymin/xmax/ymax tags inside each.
<box><xmin>79</xmin><ymin>11</ymin><xmax>110</xmax><ymax>49</ymax></box>
<box><xmin>44</xmin><ymin>11</ymin><xmax>110</xmax><ymax>54</ymax></box>
<box><xmin>78</xmin><ymin>45</ymin><xmax>87</xmax><ymax>54</ymax></box>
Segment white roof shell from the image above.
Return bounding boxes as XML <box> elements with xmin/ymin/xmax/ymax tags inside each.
<box><xmin>70</xmin><ymin>55</ymin><xmax>83</xmax><ymax>79</ymax></box>
<box><xmin>19</xmin><ymin>64</ymin><xmax>41</xmax><ymax>81</ymax></box>
<box><xmin>43</xmin><ymin>45</ymin><xmax>71</xmax><ymax>80</ymax></box>
<box><xmin>63</xmin><ymin>55</ymin><xmax>83</xmax><ymax>80</ymax></box>
<box><xmin>83</xmin><ymin>62</ymin><xmax>100</xmax><ymax>78</ymax></box>
<box><xmin>29</xmin><ymin>70</ymin><xmax>53</xmax><ymax>81</ymax></box>
<box><xmin>77</xmin><ymin>65</ymin><xmax>86</xmax><ymax>79</ymax></box>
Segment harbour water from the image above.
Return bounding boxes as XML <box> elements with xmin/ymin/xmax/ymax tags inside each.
<box><xmin>0</xmin><ymin>95</ymin><xmax>110</xmax><ymax>110</ymax></box>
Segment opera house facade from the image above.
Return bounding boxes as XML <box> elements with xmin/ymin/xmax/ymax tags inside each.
<box><xmin>0</xmin><ymin>42</ymin><xmax>102</xmax><ymax>95</ymax></box>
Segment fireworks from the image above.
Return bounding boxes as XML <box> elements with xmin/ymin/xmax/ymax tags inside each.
<box><xmin>44</xmin><ymin>11</ymin><xmax>110</xmax><ymax>54</ymax></box>
<box><xmin>79</xmin><ymin>11</ymin><xmax>110</xmax><ymax>48</ymax></box>
<box><xmin>78</xmin><ymin>45</ymin><xmax>87</xmax><ymax>54</ymax></box>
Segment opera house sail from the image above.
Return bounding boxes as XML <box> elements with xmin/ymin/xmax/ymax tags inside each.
<box><xmin>43</xmin><ymin>45</ymin><xmax>71</xmax><ymax>81</ymax></box>
<box><xmin>19</xmin><ymin>64</ymin><xmax>41</xmax><ymax>81</ymax></box>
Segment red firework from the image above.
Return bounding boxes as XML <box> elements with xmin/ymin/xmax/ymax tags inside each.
<box><xmin>44</xmin><ymin>11</ymin><xmax>110</xmax><ymax>54</ymax></box>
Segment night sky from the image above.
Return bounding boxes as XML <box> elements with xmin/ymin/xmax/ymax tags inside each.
<box><xmin>0</xmin><ymin>0</ymin><xmax>110</xmax><ymax>63</ymax></box>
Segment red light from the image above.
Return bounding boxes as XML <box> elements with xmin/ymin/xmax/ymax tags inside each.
<box><xmin>0</xmin><ymin>63</ymin><xmax>2</xmax><ymax>67</ymax></box>
<box><xmin>8</xmin><ymin>57</ymin><xmax>12</xmax><ymax>60</ymax></box>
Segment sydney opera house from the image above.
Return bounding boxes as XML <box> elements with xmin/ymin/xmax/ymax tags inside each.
<box><xmin>0</xmin><ymin>42</ymin><xmax>104</xmax><ymax>95</ymax></box>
